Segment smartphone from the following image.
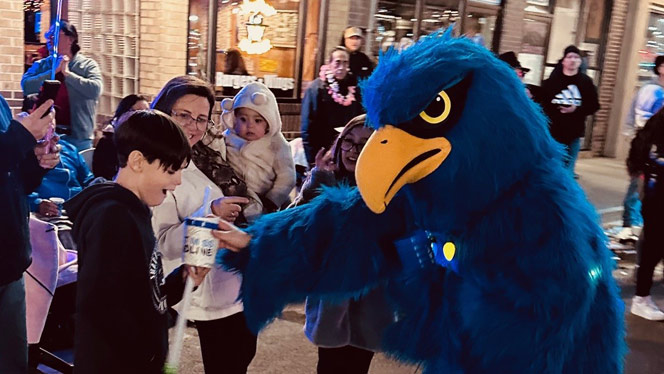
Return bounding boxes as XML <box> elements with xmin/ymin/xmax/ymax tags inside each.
<box><xmin>35</xmin><ymin>80</ymin><xmax>61</xmax><ymax>118</ymax></box>
<box><xmin>35</xmin><ymin>80</ymin><xmax>61</xmax><ymax>149</ymax></box>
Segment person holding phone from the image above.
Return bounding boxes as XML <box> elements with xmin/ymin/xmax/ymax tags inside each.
<box><xmin>21</xmin><ymin>20</ymin><xmax>102</xmax><ymax>151</ymax></box>
<box><xmin>0</xmin><ymin>96</ymin><xmax>60</xmax><ymax>373</ymax></box>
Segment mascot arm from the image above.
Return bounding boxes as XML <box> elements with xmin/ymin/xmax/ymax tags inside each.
<box><xmin>219</xmin><ymin>185</ymin><xmax>408</xmax><ymax>333</ymax></box>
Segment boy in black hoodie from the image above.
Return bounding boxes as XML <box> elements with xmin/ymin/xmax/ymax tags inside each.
<box><xmin>64</xmin><ymin>110</ymin><xmax>209</xmax><ymax>373</ymax></box>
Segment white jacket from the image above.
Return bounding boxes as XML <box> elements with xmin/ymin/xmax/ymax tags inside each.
<box><xmin>152</xmin><ymin>162</ymin><xmax>243</xmax><ymax>321</ymax></box>
<box><xmin>223</xmin><ymin>128</ymin><xmax>296</xmax><ymax>220</ymax></box>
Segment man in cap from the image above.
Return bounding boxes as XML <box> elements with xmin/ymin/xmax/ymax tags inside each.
<box><xmin>538</xmin><ymin>45</ymin><xmax>600</xmax><ymax>177</ymax></box>
<box><xmin>498</xmin><ymin>51</ymin><xmax>533</xmax><ymax>98</ymax></box>
<box><xmin>340</xmin><ymin>26</ymin><xmax>374</xmax><ymax>87</ymax></box>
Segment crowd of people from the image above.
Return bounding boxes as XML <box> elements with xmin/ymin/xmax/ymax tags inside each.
<box><xmin>1</xmin><ymin>18</ymin><xmax>663</xmax><ymax>374</ymax></box>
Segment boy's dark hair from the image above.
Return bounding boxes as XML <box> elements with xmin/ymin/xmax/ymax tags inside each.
<box><xmin>22</xmin><ymin>93</ymin><xmax>39</xmax><ymax>113</ymax></box>
<box><xmin>115</xmin><ymin>110</ymin><xmax>191</xmax><ymax>171</ymax></box>
<box><xmin>151</xmin><ymin>75</ymin><xmax>215</xmax><ymax>119</ymax></box>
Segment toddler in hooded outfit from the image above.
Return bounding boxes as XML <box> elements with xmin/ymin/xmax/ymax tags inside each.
<box><xmin>222</xmin><ymin>82</ymin><xmax>296</xmax><ymax>222</ymax></box>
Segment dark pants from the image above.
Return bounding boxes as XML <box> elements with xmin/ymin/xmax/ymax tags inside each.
<box><xmin>195</xmin><ymin>312</ymin><xmax>257</xmax><ymax>374</ymax></box>
<box><xmin>635</xmin><ymin>200</ymin><xmax>664</xmax><ymax>296</ymax></box>
<box><xmin>0</xmin><ymin>276</ymin><xmax>27</xmax><ymax>374</ymax></box>
<box><xmin>317</xmin><ymin>345</ymin><xmax>375</xmax><ymax>374</ymax></box>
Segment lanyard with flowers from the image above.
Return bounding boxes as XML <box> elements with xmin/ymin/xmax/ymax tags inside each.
<box><xmin>319</xmin><ymin>64</ymin><xmax>356</xmax><ymax>106</ymax></box>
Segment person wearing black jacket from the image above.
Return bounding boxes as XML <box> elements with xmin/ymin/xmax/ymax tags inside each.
<box><xmin>301</xmin><ymin>47</ymin><xmax>364</xmax><ymax>166</ymax></box>
<box><xmin>64</xmin><ymin>110</ymin><xmax>208</xmax><ymax>373</ymax></box>
<box><xmin>340</xmin><ymin>27</ymin><xmax>374</xmax><ymax>87</ymax></box>
<box><xmin>537</xmin><ymin>45</ymin><xmax>599</xmax><ymax>176</ymax></box>
<box><xmin>626</xmin><ymin>108</ymin><xmax>664</xmax><ymax>321</ymax></box>
<box><xmin>0</xmin><ymin>97</ymin><xmax>60</xmax><ymax>373</ymax></box>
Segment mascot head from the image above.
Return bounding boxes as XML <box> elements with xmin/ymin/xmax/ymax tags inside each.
<box><xmin>356</xmin><ymin>30</ymin><xmax>563</xmax><ymax>222</ymax></box>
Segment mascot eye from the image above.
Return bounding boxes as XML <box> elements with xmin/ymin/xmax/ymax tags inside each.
<box><xmin>419</xmin><ymin>91</ymin><xmax>451</xmax><ymax>124</ymax></box>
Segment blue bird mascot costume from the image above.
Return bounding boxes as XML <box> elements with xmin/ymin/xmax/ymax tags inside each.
<box><xmin>218</xmin><ymin>30</ymin><xmax>625</xmax><ymax>374</ymax></box>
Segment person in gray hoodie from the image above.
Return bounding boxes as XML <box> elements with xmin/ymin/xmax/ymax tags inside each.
<box><xmin>22</xmin><ymin>20</ymin><xmax>102</xmax><ymax>151</ymax></box>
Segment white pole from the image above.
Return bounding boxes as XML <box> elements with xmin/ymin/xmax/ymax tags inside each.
<box><xmin>165</xmin><ymin>276</ymin><xmax>195</xmax><ymax>373</ymax></box>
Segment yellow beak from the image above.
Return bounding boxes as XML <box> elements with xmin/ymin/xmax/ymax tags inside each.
<box><xmin>355</xmin><ymin>125</ymin><xmax>451</xmax><ymax>214</ymax></box>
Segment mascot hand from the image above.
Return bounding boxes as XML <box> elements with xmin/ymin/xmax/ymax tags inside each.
<box><xmin>213</xmin><ymin>219</ymin><xmax>251</xmax><ymax>252</ymax></box>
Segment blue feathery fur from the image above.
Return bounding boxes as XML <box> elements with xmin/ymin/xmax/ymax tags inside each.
<box><xmin>219</xmin><ymin>33</ymin><xmax>625</xmax><ymax>373</ymax></box>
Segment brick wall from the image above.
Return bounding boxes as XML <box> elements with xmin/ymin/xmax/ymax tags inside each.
<box><xmin>499</xmin><ymin>0</ymin><xmax>525</xmax><ymax>54</ymax></box>
<box><xmin>590</xmin><ymin>0</ymin><xmax>629</xmax><ymax>155</ymax></box>
<box><xmin>0</xmin><ymin>0</ymin><xmax>25</xmax><ymax>115</ymax></box>
<box><xmin>347</xmin><ymin>0</ymin><xmax>372</xmax><ymax>54</ymax></box>
<box><xmin>325</xmin><ymin>0</ymin><xmax>351</xmax><ymax>58</ymax></box>
<box><xmin>139</xmin><ymin>0</ymin><xmax>188</xmax><ymax>97</ymax></box>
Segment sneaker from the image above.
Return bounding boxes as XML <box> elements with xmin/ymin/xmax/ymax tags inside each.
<box><xmin>631</xmin><ymin>296</ymin><xmax>664</xmax><ymax>321</ymax></box>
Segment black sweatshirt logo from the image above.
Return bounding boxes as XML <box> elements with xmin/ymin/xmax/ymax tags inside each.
<box><xmin>149</xmin><ymin>247</ymin><xmax>168</xmax><ymax>314</ymax></box>
<box><xmin>552</xmin><ymin>84</ymin><xmax>582</xmax><ymax>106</ymax></box>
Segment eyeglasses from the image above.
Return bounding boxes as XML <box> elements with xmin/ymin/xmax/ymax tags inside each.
<box><xmin>340</xmin><ymin>138</ymin><xmax>366</xmax><ymax>153</ymax></box>
<box><xmin>171</xmin><ymin>110</ymin><xmax>213</xmax><ymax>130</ymax></box>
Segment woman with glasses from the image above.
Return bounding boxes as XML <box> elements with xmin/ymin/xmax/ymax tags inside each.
<box><xmin>301</xmin><ymin>46</ymin><xmax>364</xmax><ymax>167</ymax></box>
<box><xmin>291</xmin><ymin>115</ymin><xmax>388</xmax><ymax>374</ymax></box>
<box><xmin>151</xmin><ymin>76</ymin><xmax>257</xmax><ymax>374</ymax></box>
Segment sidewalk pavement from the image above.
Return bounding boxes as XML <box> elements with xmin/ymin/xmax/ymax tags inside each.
<box><xmin>575</xmin><ymin>156</ymin><xmax>629</xmax><ymax>225</ymax></box>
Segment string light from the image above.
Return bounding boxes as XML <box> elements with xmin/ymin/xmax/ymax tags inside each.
<box><xmin>237</xmin><ymin>0</ymin><xmax>276</xmax><ymax>55</ymax></box>
<box><xmin>23</xmin><ymin>0</ymin><xmax>44</xmax><ymax>12</ymax></box>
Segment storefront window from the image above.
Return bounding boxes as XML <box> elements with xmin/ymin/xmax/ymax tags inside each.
<box><xmin>519</xmin><ymin>16</ymin><xmax>550</xmax><ymax>85</ymax></box>
<box><xmin>637</xmin><ymin>12</ymin><xmax>664</xmax><ymax>87</ymax></box>
<box><xmin>374</xmin><ymin>0</ymin><xmax>417</xmax><ymax>55</ymax></box>
<box><xmin>373</xmin><ymin>0</ymin><xmax>462</xmax><ymax>56</ymax></box>
<box><xmin>187</xmin><ymin>1</ymin><xmax>210</xmax><ymax>80</ymax></box>
<box><xmin>422</xmin><ymin>0</ymin><xmax>461</xmax><ymax>36</ymax></box>
<box><xmin>215</xmin><ymin>0</ymin><xmax>300</xmax><ymax>97</ymax></box>
<box><xmin>23</xmin><ymin>0</ymin><xmax>49</xmax><ymax>72</ymax></box>
<box><xmin>187</xmin><ymin>0</ymin><xmax>301</xmax><ymax>98</ymax></box>
<box><xmin>464</xmin><ymin>1</ymin><xmax>500</xmax><ymax>50</ymax></box>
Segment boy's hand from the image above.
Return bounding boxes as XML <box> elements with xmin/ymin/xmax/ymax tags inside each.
<box><xmin>211</xmin><ymin>196</ymin><xmax>249</xmax><ymax>222</ymax></box>
<box><xmin>212</xmin><ymin>219</ymin><xmax>251</xmax><ymax>252</ymax></box>
<box><xmin>183</xmin><ymin>265</ymin><xmax>211</xmax><ymax>287</ymax></box>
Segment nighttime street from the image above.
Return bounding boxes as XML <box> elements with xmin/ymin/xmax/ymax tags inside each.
<box><xmin>5</xmin><ymin>0</ymin><xmax>664</xmax><ymax>373</ymax></box>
